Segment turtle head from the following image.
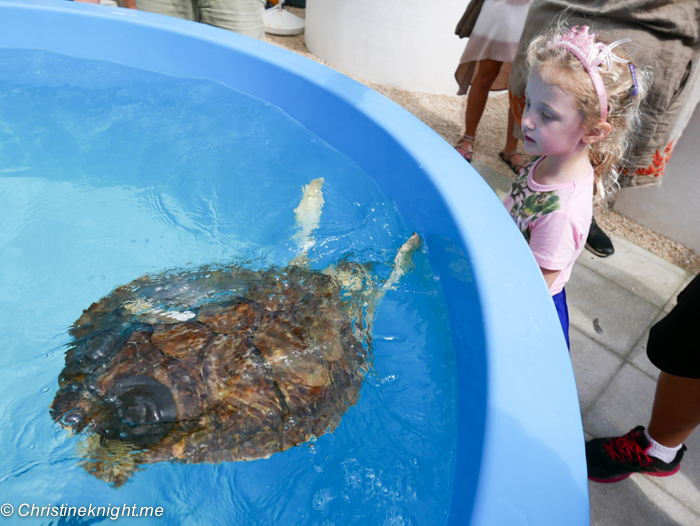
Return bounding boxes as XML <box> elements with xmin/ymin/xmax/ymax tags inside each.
<box><xmin>51</xmin><ymin>381</ymin><xmax>91</xmax><ymax>433</ymax></box>
<box><xmin>94</xmin><ymin>375</ymin><xmax>178</xmax><ymax>446</ymax></box>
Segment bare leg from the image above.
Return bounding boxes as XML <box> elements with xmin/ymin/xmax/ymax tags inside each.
<box><xmin>457</xmin><ymin>59</ymin><xmax>504</xmax><ymax>156</ymax></box>
<box><xmin>647</xmin><ymin>372</ymin><xmax>700</xmax><ymax>448</ymax></box>
<box><xmin>464</xmin><ymin>59</ymin><xmax>503</xmax><ymax>136</ymax></box>
<box><xmin>498</xmin><ymin>105</ymin><xmax>525</xmax><ymax>172</ymax></box>
<box><xmin>503</xmin><ymin>104</ymin><xmax>520</xmax><ymax>152</ymax></box>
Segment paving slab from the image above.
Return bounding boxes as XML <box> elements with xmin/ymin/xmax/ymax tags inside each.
<box><xmin>570</xmin><ymin>327</ymin><xmax>623</xmax><ymax>414</ymax></box>
<box><xmin>577</xmin><ymin>237</ymin><xmax>691</xmax><ymax>308</ymax></box>
<box><xmin>646</xmin><ymin>465</ymin><xmax>700</xmax><ymax>520</ymax></box>
<box><xmin>583</xmin><ymin>363</ymin><xmax>656</xmax><ymax>438</ymax></box>
<box><xmin>589</xmin><ymin>476</ymin><xmax>700</xmax><ymax>526</ymax></box>
<box><xmin>567</xmin><ymin>265</ymin><xmax>661</xmax><ymax>356</ymax></box>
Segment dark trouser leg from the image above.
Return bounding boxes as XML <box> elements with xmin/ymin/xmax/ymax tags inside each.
<box><xmin>586</xmin><ymin>217</ymin><xmax>614</xmax><ymax>257</ymax></box>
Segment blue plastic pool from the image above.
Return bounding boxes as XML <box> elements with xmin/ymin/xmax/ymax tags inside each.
<box><xmin>0</xmin><ymin>1</ymin><xmax>589</xmax><ymax>524</ymax></box>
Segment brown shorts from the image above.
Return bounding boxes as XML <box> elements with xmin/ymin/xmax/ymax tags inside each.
<box><xmin>647</xmin><ymin>274</ymin><xmax>700</xmax><ymax>379</ymax></box>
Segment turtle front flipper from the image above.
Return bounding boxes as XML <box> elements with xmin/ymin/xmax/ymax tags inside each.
<box><xmin>290</xmin><ymin>177</ymin><xmax>324</xmax><ymax>267</ymax></box>
<box><xmin>328</xmin><ymin>233</ymin><xmax>422</xmax><ymax>361</ymax></box>
<box><xmin>365</xmin><ymin>233</ymin><xmax>422</xmax><ymax>339</ymax></box>
<box><xmin>330</xmin><ymin>233</ymin><xmax>422</xmax><ymax>302</ymax></box>
<box><xmin>381</xmin><ymin>232</ymin><xmax>422</xmax><ymax>294</ymax></box>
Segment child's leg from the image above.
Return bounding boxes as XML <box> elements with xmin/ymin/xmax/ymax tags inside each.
<box><xmin>552</xmin><ymin>288</ymin><xmax>570</xmax><ymax>350</ymax></box>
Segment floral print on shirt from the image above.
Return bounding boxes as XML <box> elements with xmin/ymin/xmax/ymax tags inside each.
<box><xmin>508</xmin><ymin>160</ymin><xmax>560</xmax><ymax>243</ymax></box>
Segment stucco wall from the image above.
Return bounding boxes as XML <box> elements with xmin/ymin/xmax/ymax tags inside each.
<box><xmin>305</xmin><ymin>0</ymin><xmax>468</xmax><ymax>95</ymax></box>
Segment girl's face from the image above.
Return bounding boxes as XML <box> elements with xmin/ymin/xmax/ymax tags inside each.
<box><xmin>521</xmin><ymin>69</ymin><xmax>587</xmax><ymax>157</ymax></box>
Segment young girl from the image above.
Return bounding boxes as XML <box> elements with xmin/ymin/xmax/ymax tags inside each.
<box><xmin>503</xmin><ymin>24</ymin><xmax>647</xmax><ymax>348</ymax></box>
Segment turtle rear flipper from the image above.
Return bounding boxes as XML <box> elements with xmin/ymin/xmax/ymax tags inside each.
<box><xmin>77</xmin><ymin>435</ymin><xmax>144</xmax><ymax>488</ymax></box>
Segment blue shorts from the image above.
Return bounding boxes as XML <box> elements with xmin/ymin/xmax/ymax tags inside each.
<box><xmin>552</xmin><ymin>288</ymin><xmax>570</xmax><ymax>350</ymax></box>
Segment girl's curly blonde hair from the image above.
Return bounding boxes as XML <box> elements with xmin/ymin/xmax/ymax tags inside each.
<box><xmin>526</xmin><ymin>23</ymin><xmax>650</xmax><ymax>208</ymax></box>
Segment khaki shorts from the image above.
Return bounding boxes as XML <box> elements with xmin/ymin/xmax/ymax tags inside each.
<box><xmin>137</xmin><ymin>0</ymin><xmax>266</xmax><ymax>40</ymax></box>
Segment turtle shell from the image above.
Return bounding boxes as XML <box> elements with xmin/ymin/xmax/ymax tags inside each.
<box><xmin>51</xmin><ymin>264</ymin><xmax>368</xmax><ymax>485</ymax></box>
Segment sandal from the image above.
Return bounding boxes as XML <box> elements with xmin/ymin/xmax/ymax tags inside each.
<box><xmin>455</xmin><ymin>135</ymin><xmax>475</xmax><ymax>163</ymax></box>
<box><xmin>499</xmin><ymin>150</ymin><xmax>525</xmax><ymax>175</ymax></box>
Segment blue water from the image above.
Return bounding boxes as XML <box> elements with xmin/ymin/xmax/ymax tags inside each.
<box><xmin>0</xmin><ymin>49</ymin><xmax>457</xmax><ymax>525</ymax></box>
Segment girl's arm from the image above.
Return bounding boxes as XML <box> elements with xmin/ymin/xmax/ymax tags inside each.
<box><xmin>540</xmin><ymin>267</ymin><xmax>561</xmax><ymax>289</ymax></box>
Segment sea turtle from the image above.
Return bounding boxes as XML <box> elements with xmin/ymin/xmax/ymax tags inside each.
<box><xmin>50</xmin><ymin>178</ymin><xmax>421</xmax><ymax>486</ymax></box>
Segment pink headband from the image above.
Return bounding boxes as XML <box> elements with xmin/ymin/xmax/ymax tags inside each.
<box><xmin>547</xmin><ymin>26</ymin><xmax>631</xmax><ymax>121</ymax></box>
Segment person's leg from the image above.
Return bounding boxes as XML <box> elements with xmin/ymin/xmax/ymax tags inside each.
<box><xmin>647</xmin><ymin>372</ymin><xmax>700</xmax><ymax>448</ymax></box>
<box><xmin>499</xmin><ymin>104</ymin><xmax>525</xmax><ymax>174</ymax></box>
<box><xmin>503</xmin><ymin>105</ymin><xmax>519</xmax><ymax>152</ymax></box>
<box><xmin>136</xmin><ymin>0</ymin><xmax>198</xmax><ymax>20</ymax></box>
<box><xmin>586</xmin><ymin>217</ymin><xmax>614</xmax><ymax>257</ymax></box>
<box><xmin>585</xmin><ymin>373</ymin><xmax>698</xmax><ymax>483</ymax></box>
<box><xmin>464</xmin><ymin>59</ymin><xmax>503</xmax><ymax>136</ymax></box>
<box><xmin>199</xmin><ymin>0</ymin><xmax>266</xmax><ymax>40</ymax></box>
<box><xmin>456</xmin><ymin>59</ymin><xmax>503</xmax><ymax>161</ymax></box>
<box><xmin>586</xmin><ymin>275</ymin><xmax>700</xmax><ymax>482</ymax></box>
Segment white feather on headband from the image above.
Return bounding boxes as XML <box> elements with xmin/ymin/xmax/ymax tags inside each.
<box><xmin>547</xmin><ymin>25</ymin><xmax>632</xmax><ymax>120</ymax></box>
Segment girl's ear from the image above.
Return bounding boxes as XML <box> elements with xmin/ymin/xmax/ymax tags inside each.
<box><xmin>583</xmin><ymin>122</ymin><xmax>612</xmax><ymax>144</ymax></box>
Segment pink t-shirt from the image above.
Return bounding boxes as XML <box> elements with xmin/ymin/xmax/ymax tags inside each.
<box><xmin>503</xmin><ymin>157</ymin><xmax>593</xmax><ymax>295</ymax></box>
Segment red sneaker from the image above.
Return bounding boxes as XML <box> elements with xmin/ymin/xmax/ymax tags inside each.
<box><xmin>586</xmin><ymin>426</ymin><xmax>686</xmax><ymax>483</ymax></box>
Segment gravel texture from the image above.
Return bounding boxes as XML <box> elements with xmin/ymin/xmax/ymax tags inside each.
<box><xmin>265</xmin><ymin>7</ymin><xmax>700</xmax><ymax>275</ymax></box>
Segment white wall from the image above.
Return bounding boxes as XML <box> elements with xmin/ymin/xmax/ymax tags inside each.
<box><xmin>305</xmin><ymin>0</ymin><xmax>468</xmax><ymax>95</ymax></box>
<box><xmin>614</xmin><ymin>103</ymin><xmax>700</xmax><ymax>254</ymax></box>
